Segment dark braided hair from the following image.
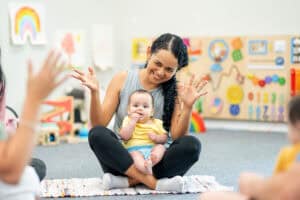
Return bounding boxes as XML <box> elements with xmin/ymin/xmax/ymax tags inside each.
<box><xmin>146</xmin><ymin>33</ymin><xmax>188</xmax><ymax>131</ymax></box>
<box><xmin>288</xmin><ymin>95</ymin><xmax>300</xmax><ymax>125</ymax></box>
<box><xmin>0</xmin><ymin>48</ymin><xmax>5</xmax><ymax>97</ymax></box>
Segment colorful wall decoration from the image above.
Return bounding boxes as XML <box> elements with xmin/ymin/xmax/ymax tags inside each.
<box><xmin>91</xmin><ymin>24</ymin><xmax>114</xmax><ymax>71</ymax></box>
<box><xmin>189</xmin><ymin>111</ymin><xmax>206</xmax><ymax>133</ymax></box>
<box><xmin>9</xmin><ymin>3</ymin><xmax>46</xmax><ymax>45</ymax></box>
<box><xmin>132</xmin><ymin>35</ymin><xmax>300</xmax><ymax>122</ymax></box>
<box><xmin>131</xmin><ymin>38</ymin><xmax>152</xmax><ymax>68</ymax></box>
<box><xmin>55</xmin><ymin>31</ymin><xmax>85</xmax><ymax>69</ymax></box>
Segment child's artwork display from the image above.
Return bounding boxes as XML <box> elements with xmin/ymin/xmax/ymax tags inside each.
<box><xmin>9</xmin><ymin>3</ymin><xmax>46</xmax><ymax>45</ymax></box>
<box><xmin>131</xmin><ymin>38</ymin><xmax>152</xmax><ymax>68</ymax></box>
<box><xmin>55</xmin><ymin>31</ymin><xmax>85</xmax><ymax>69</ymax></box>
<box><xmin>132</xmin><ymin>35</ymin><xmax>300</xmax><ymax>122</ymax></box>
<box><xmin>92</xmin><ymin>24</ymin><xmax>114</xmax><ymax>71</ymax></box>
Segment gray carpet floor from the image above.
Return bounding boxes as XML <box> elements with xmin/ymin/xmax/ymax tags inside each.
<box><xmin>34</xmin><ymin>130</ymin><xmax>287</xmax><ymax>200</ymax></box>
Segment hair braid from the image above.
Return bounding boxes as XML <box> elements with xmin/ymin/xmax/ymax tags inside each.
<box><xmin>149</xmin><ymin>33</ymin><xmax>188</xmax><ymax>131</ymax></box>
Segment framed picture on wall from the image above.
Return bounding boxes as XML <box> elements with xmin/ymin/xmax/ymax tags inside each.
<box><xmin>9</xmin><ymin>3</ymin><xmax>46</xmax><ymax>45</ymax></box>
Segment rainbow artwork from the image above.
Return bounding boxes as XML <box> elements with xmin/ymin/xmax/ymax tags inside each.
<box><xmin>189</xmin><ymin>111</ymin><xmax>206</xmax><ymax>133</ymax></box>
<box><xmin>9</xmin><ymin>3</ymin><xmax>46</xmax><ymax>45</ymax></box>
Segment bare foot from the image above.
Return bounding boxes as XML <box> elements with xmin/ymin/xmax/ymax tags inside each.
<box><xmin>144</xmin><ymin>159</ymin><xmax>153</xmax><ymax>175</ymax></box>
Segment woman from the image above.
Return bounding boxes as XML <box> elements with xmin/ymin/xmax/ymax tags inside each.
<box><xmin>73</xmin><ymin>33</ymin><xmax>207</xmax><ymax>192</ymax></box>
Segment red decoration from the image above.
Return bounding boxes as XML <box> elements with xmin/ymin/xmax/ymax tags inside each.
<box><xmin>258</xmin><ymin>80</ymin><xmax>266</xmax><ymax>87</ymax></box>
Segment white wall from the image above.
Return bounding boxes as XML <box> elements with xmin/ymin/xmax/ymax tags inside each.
<box><xmin>0</xmin><ymin>0</ymin><xmax>122</xmax><ymax>112</ymax></box>
<box><xmin>1</xmin><ymin>0</ymin><xmax>300</xmax><ymax>114</ymax></box>
<box><xmin>116</xmin><ymin>0</ymin><xmax>300</xmax><ymax>69</ymax></box>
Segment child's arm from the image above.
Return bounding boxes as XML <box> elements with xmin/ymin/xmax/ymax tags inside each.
<box><xmin>119</xmin><ymin>114</ymin><xmax>140</xmax><ymax>141</ymax></box>
<box><xmin>119</xmin><ymin>120</ymin><xmax>136</xmax><ymax>141</ymax></box>
<box><xmin>0</xmin><ymin>51</ymin><xmax>67</xmax><ymax>184</ymax></box>
<box><xmin>239</xmin><ymin>165</ymin><xmax>300</xmax><ymax>200</ymax></box>
<box><xmin>148</xmin><ymin>133</ymin><xmax>168</xmax><ymax>144</ymax></box>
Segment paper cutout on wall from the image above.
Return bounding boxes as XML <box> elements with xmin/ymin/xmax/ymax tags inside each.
<box><xmin>9</xmin><ymin>3</ymin><xmax>46</xmax><ymax>45</ymax></box>
<box><xmin>92</xmin><ymin>24</ymin><xmax>114</xmax><ymax>70</ymax></box>
<box><xmin>55</xmin><ymin>31</ymin><xmax>85</xmax><ymax>69</ymax></box>
<box><xmin>132</xmin><ymin>38</ymin><xmax>151</xmax><ymax>68</ymax></box>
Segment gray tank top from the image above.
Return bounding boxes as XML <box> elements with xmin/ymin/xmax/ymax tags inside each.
<box><xmin>113</xmin><ymin>69</ymin><xmax>164</xmax><ymax>135</ymax></box>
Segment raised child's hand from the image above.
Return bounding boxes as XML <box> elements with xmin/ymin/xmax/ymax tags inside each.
<box><xmin>26</xmin><ymin>50</ymin><xmax>68</xmax><ymax>103</ymax></box>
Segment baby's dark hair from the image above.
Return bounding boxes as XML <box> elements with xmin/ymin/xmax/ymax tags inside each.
<box><xmin>0</xmin><ymin>48</ymin><xmax>5</xmax><ymax>97</ymax></box>
<box><xmin>147</xmin><ymin>33</ymin><xmax>188</xmax><ymax>131</ymax></box>
<box><xmin>288</xmin><ymin>95</ymin><xmax>300</xmax><ymax>125</ymax></box>
<box><xmin>128</xmin><ymin>89</ymin><xmax>154</xmax><ymax>108</ymax></box>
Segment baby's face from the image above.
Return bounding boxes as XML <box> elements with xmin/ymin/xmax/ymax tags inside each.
<box><xmin>288</xmin><ymin>121</ymin><xmax>300</xmax><ymax>144</ymax></box>
<box><xmin>128</xmin><ymin>93</ymin><xmax>153</xmax><ymax>122</ymax></box>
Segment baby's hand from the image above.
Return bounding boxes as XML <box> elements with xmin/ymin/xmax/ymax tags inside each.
<box><xmin>148</xmin><ymin>132</ymin><xmax>157</xmax><ymax>142</ymax></box>
<box><xmin>129</xmin><ymin>112</ymin><xmax>141</xmax><ymax>122</ymax></box>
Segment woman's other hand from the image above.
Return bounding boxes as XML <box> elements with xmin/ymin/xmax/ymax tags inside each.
<box><xmin>177</xmin><ymin>74</ymin><xmax>208</xmax><ymax>109</ymax></box>
<box><xmin>72</xmin><ymin>66</ymin><xmax>99</xmax><ymax>93</ymax></box>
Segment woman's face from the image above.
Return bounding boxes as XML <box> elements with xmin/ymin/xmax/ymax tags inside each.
<box><xmin>146</xmin><ymin>49</ymin><xmax>178</xmax><ymax>84</ymax></box>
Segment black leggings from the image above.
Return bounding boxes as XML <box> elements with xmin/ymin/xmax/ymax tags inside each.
<box><xmin>88</xmin><ymin>126</ymin><xmax>201</xmax><ymax>179</ymax></box>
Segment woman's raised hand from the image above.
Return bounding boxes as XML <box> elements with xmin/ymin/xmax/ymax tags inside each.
<box><xmin>177</xmin><ymin>74</ymin><xmax>208</xmax><ymax>109</ymax></box>
<box><xmin>72</xmin><ymin>67</ymin><xmax>99</xmax><ymax>92</ymax></box>
<box><xmin>26</xmin><ymin>50</ymin><xmax>68</xmax><ymax>103</ymax></box>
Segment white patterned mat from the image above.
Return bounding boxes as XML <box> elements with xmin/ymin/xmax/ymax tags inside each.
<box><xmin>41</xmin><ymin>175</ymin><xmax>233</xmax><ymax>198</ymax></box>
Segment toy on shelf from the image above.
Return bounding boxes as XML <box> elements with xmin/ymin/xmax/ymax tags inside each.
<box><xmin>66</xmin><ymin>87</ymin><xmax>87</xmax><ymax>124</ymax></box>
<box><xmin>37</xmin><ymin>124</ymin><xmax>60</xmax><ymax>146</ymax></box>
<box><xmin>79</xmin><ymin>125</ymin><xmax>89</xmax><ymax>138</ymax></box>
<box><xmin>40</xmin><ymin>96</ymin><xmax>74</xmax><ymax>136</ymax></box>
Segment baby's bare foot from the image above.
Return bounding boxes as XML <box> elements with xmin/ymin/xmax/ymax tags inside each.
<box><xmin>144</xmin><ymin>159</ymin><xmax>153</xmax><ymax>175</ymax></box>
<box><xmin>151</xmin><ymin>154</ymin><xmax>158</xmax><ymax>165</ymax></box>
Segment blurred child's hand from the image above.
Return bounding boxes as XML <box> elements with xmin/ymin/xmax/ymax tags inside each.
<box><xmin>26</xmin><ymin>50</ymin><xmax>68</xmax><ymax>103</ymax></box>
